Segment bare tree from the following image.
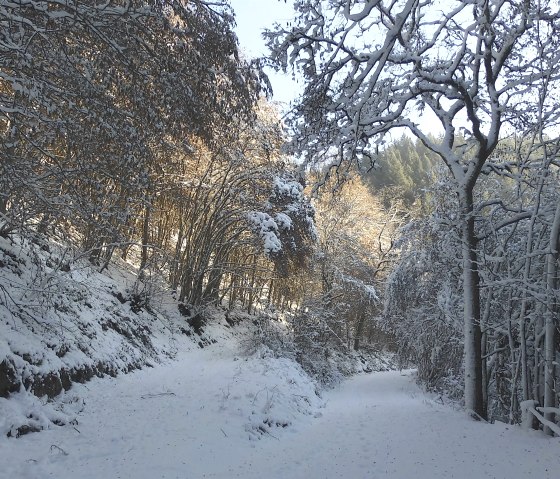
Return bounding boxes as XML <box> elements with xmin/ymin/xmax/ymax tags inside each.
<box><xmin>1</xmin><ymin>0</ymin><xmax>263</xmax><ymax>242</ymax></box>
<box><xmin>267</xmin><ymin>0</ymin><xmax>560</xmax><ymax>419</ymax></box>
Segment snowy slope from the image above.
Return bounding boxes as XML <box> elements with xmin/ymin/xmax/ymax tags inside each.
<box><xmin>0</xmin><ymin>338</ymin><xmax>325</xmax><ymax>478</ymax></box>
<box><xmin>1</xmin><ymin>345</ymin><xmax>558</xmax><ymax>479</ymax></box>
<box><xmin>0</xmin><ymin>233</ymin><xmax>208</xmax><ymax>437</ymax></box>
<box><xmin>0</xmin><ymin>232</ymin><xmax>383</xmax><ymax>439</ymax></box>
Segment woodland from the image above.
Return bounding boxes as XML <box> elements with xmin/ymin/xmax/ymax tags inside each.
<box><xmin>1</xmin><ymin>0</ymin><xmax>559</xmax><ymax>440</ymax></box>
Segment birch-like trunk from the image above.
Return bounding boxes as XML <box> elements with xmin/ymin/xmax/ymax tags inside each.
<box><xmin>544</xmin><ymin>198</ymin><xmax>560</xmax><ymax>434</ymax></box>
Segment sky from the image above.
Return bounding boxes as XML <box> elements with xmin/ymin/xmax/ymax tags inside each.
<box><xmin>229</xmin><ymin>0</ymin><xmax>300</xmax><ymax>108</ymax></box>
<box><xmin>228</xmin><ymin>0</ymin><xmax>439</xmax><ymax>137</ymax></box>
<box><xmin>229</xmin><ymin>0</ymin><xmax>437</xmax><ymax>137</ymax></box>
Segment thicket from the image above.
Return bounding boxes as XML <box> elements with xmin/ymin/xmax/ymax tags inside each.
<box><xmin>0</xmin><ymin>1</ymin><xmax>316</xmax><ymax>314</ymax></box>
<box><xmin>384</xmin><ymin>139</ymin><xmax>560</xmax><ymax>426</ymax></box>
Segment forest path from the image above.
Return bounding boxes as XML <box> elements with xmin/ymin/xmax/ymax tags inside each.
<box><xmin>1</xmin><ymin>345</ymin><xmax>558</xmax><ymax>479</ymax></box>
<box><xmin>245</xmin><ymin>370</ymin><xmax>559</xmax><ymax>479</ymax></box>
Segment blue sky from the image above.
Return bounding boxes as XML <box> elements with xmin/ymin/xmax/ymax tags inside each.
<box><xmin>229</xmin><ymin>0</ymin><xmax>299</xmax><ymax>107</ymax></box>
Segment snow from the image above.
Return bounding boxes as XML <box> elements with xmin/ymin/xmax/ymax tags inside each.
<box><xmin>0</xmin><ymin>236</ymin><xmax>185</xmax><ymax>374</ymax></box>
<box><xmin>246</xmin><ymin>211</ymin><xmax>282</xmax><ymax>254</ymax></box>
<box><xmin>1</xmin><ymin>237</ymin><xmax>558</xmax><ymax>478</ymax></box>
<box><xmin>1</xmin><ymin>339</ymin><xmax>558</xmax><ymax>478</ymax></box>
<box><xmin>274</xmin><ymin>212</ymin><xmax>293</xmax><ymax>230</ymax></box>
<box><xmin>272</xmin><ymin>176</ymin><xmax>303</xmax><ymax>198</ymax></box>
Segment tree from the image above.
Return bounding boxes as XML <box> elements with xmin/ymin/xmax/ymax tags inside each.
<box><xmin>383</xmin><ymin>178</ymin><xmax>464</xmax><ymax>392</ymax></box>
<box><xmin>0</xmin><ymin>0</ymin><xmax>263</xmax><ymax>243</ymax></box>
<box><xmin>268</xmin><ymin>0</ymin><xmax>560</xmax><ymax>419</ymax></box>
<box><xmin>362</xmin><ymin>135</ymin><xmax>439</xmax><ymax>209</ymax></box>
<box><xmin>313</xmin><ymin>178</ymin><xmax>401</xmax><ymax>349</ymax></box>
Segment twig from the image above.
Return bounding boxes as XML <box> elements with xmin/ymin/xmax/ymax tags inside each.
<box><xmin>264</xmin><ymin>429</ymin><xmax>279</xmax><ymax>441</ymax></box>
<box><xmin>50</xmin><ymin>444</ymin><xmax>69</xmax><ymax>456</ymax></box>
<box><xmin>252</xmin><ymin>387</ymin><xmax>267</xmax><ymax>405</ymax></box>
<box><xmin>140</xmin><ymin>391</ymin><xmax>176</xmax><ymax>399</ymax></box>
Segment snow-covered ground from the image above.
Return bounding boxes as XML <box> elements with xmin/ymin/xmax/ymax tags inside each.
<box><xmin>1</xmin><ymin>235</ymin><xmax>558</xmax><ymax>478</ymax></box>
<box><xmin>1</xmin><ymin>336</ymin><xmax>558</xmax><ymax>479</ymax></box>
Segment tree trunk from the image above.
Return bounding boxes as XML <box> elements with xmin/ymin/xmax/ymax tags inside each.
<box><xmin>140</xmin><ymin>203</ymin><xmax>151</xmax><ymax>272</ymax></box>
<box><xmin>460</xmin><ymin>188</ymin><xmax>486</xmax><ymax>419</ymax></box>
<box><xmin>533</xmin><ymin>311</ymin><xmax>544</xmax><ymax>403</ymax></box>
<box><xmin>354</xmin><ymin>310</ymin><xmax>366</xmax><ymax>351</ymax></box>
<box><xmin>544</xmin><ymin>199</ymin><xmax>560</xmax><ymax>434</ymax></box>
<box><xmin>0</xmin><ymin>117</ymin><xmax>15</xmax><ymax>235</ymax></box>
<box><xmin>0</xmin><ymin>196</ymin><xmax>6</xmax><ymax>218</ymax></box>
<box><xmin>481</xmin><ymin>286</ymin><xmax>494</xmax><ymax>415</ymax></box>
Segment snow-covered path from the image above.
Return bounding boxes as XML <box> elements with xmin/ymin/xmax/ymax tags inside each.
<box><xmin>252</xmin><ymin>372</ymin><xmax>559</xmax><ymax>479</ymax></box>
<box><xmin>1</xmin><ymin>344</ymin><xmax>559</xmax><ymax>479</ymax></box>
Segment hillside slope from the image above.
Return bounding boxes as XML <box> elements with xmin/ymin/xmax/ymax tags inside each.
<box><xmin>0</xmin><ymin>234</ymin><xmax>214</xmax><ymax>437</ymax></box>
<box><xmin>0</xmin><ymin>234</ymin><xmax>380</xmax><ymax>438</ymax></box>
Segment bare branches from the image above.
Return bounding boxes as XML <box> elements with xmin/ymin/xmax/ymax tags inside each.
<box><xmin>268</xmin><ymin>0</ymin><xmax>560</xmax><ymax>186</ymax></box>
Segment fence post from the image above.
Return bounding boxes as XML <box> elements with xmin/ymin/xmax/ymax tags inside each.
<box><xmin>520</xmin><ymin>400</ymin><xmax>539</xmax><ymax>431</ymax></box>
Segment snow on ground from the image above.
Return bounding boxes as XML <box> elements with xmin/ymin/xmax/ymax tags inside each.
<box><xmin>1</xmin><ymin>336</ymin><xmax>558</xmax><ymax>479</ymax></box>
<box><xmin>0</xmin><ymin>234</ymin><xmax>188</xmax><ymax>395</ymax></box>
<box><xmin>1</xmin><ymin>235</ymin><xmax>558</xmax><ymax>478</ymax></box>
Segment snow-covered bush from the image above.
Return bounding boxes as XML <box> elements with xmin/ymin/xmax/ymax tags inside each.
<box><xmin>383</xmin><ymin>185</ymin><xmax>464</xmax><ymax>397</ymax></box>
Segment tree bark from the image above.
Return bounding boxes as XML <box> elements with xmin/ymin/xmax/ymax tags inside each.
<box><xmin>544</xmin><ymin>198</ymin><xmax>560</xmax><ymax>434</ymax></box>
<box><xmin>354</xmin><ymin>310</ymin><xmax>366</xmax><ymax>351</ymax></box>
<box><xmin>0</xmin><ymin>117</ymin><xmax>16</xmax><ymax>236</ymax></box>
<box><xmin>461</xmin><ymin>188</ymin><xmax>486</xmax><ymax>420</ymax></box>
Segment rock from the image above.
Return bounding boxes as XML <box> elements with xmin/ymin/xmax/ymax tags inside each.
<box><xmin>0</xmin><ymin>359</ymin><xmax>20</xmax><ymax>397</ymax></box>
<box><xmin>30</xmin><ymin>372</ymin><xmax>63</xmax><ymax>398</ymax></box>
